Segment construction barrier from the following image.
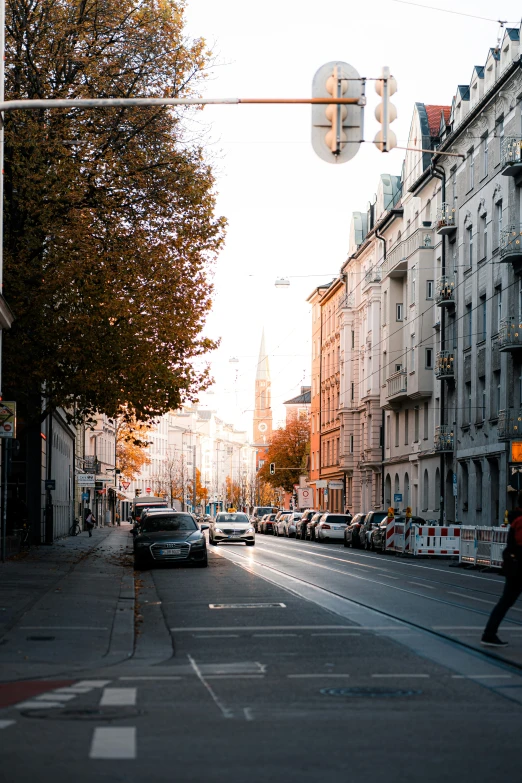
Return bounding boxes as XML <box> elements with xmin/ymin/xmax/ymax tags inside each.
<box><xmin>384</xmin><ymin>519</ymin><xmax>413</xmax><ymax>553</ymax></box>
<box><xmin>491</xmin><ymin>528</ymin><xmax>509</xmax><ymax>569</ymax></box>
<box><xmin>413</xmin><ymin>526</ymin><xmax>461</xmax><ymax>556</ymax></box>
<box><xmin>459</xmin><ymin>526</ymin><xmax>477</xmax><ymax>565</ymax></box>
<box><xmin>458</xmin><ymin>527</ymin><xmax>508</xmax><ymax>569</ymax></box>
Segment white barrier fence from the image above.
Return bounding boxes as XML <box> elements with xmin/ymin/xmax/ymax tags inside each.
<box><xmin>385</xmin><ymin>520</ymin><xmax>460</xmax><ymax>556</ymax></box>
<box><xmin>458</xmin><ymin>527</ymin><xmax>508</xmax><ymax>569</ymax></box>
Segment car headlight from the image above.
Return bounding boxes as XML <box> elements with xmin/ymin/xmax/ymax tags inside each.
<box><xmin>246</xmin><ymin>527</ymin><xmax>255</xmax><ymax>534</ymax></box>
<box><xmin>136</xmin><ymin>542</ymin><xmax>150</xmax><ymax>548</ymax></box>
<box><xmin>190</xmin><ymin>537</ymin><xmax>205</xmax><ymax>548</ymax></box>
<box><xmin>214</xmin><ymin>528</ymin><xmax>223</xmax><ymax>534</ymax></box>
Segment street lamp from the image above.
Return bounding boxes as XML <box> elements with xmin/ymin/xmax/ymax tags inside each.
<box><xmin>275</xmin><ymin>277</ymin><xmax>290</xmax><ymax>288</ymax></box>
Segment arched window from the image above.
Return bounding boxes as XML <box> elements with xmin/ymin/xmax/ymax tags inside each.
<box><xmin>385</xmin><ymin>474</ymin><xmax>392</xmax><ymax>507</ymax></box>
<box><xmin>404</xmin><ymin>472</ymin><xmax>410</xmax><ymax>508</ymax></box>
<box><xmin>422</xmin><ymin>470</ymin><xmax>429</xmax><ymax>511</ymax></box>
<box><xmin>394</xmin><ymin>474</ymin><xmax>400</xmax><ymax>504</ymax></box>
<box><xmin>434</xmin><ymin>468</ymin><xmax>440</xmax><ymax>511</ymax></box>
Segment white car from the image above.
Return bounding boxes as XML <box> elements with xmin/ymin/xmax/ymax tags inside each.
<box><xmin>282</xmin><ymin>512</ymin><xmax>303</xmax><ymax>537</ymax></box>
<box><xmin>274</xmin><ymin>513</ymin><xmax>291</xmax><ymax>536</ymax></box>
<box><xmin>316</xmin><ymin>513</ymin><xmax>353</xmax><ymax>542</ymax></box>
<box><xmin>209</xmin><ymin>512</ymin><xmax>255</xmax><ymax>546</ymax></box>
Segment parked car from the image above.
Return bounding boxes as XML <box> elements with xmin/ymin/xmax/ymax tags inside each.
<box><xmin>358</xmin><ymin>511</ymin><xmax>389</xmax><ymax>550</ymax></box>
<box><xmin>306</xmin><ymin>512</ymin><xmax>324</xmax><ymax>541</ymax></box>
<box><xmin>282</xmin><ymin>511</ymin><xmax>303</xmax><ymax>537</ymax></box>
<box><xmin>315</xmin><ymin>513</ymin><xmax>353</xmax><ymax>542</ymax></box>
<box><xmin>343</xmin><ymin>512</ymin><xmax>368</xmax><ymax>548</ymax></box>
<box><xmin>260</xmin><ymin>513</ymin><xmax>277</xmax><ymax>534</ymax></box>
<box><xmin>133</xmin><ymin>511</ymin><xmax>208</xmax><ymax>569</ymax></box>
<box><xmin>370</xmin><ymin>514</ymin><xmax>426</xmax><ymax>552</ymax></box>
<box><xmin>209</xmin><ymin>512</ymin><xmax>255</xmax><ymax>546</ymax></box>
<box><xmin>274</xmin><ymin>512</ymin><xmax>291</xmax><ymax>536</ymax></box>
<box><xmin>250</xmin><ymin>506</ymin><xmax>277</xmax><ymax>529</ymax></box>
<box><xmin>296</xmin><ymin>509</ymin><xmax>317</xmax><ymax>539</ymax></box>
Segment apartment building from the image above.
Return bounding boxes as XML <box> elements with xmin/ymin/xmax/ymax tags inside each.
<box><xmin>308</xmin><ymin>283</ymin><xmax>331</xmax><ymax>508</ymax></box>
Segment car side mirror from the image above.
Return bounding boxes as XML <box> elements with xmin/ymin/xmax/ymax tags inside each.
<box><xmin>200</xmin><ymin>524</ymin><xmax>209</xmax><ymax>531</ymax></box>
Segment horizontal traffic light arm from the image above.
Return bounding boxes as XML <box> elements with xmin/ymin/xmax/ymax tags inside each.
<box><xmin>0</xmin><ymin>97</ymin><xmax>366</xmax><ymax>112</ymax></box>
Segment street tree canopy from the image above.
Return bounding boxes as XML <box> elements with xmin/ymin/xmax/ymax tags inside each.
<box><xmin>3</xmin><ymin>0</ymin><xmax>226</xmax><ymax>423</ymax></box>
<box><xmin>258</xmin><ymin>417</ymin><xmax>310</xmax><ymax>492</ymax></box>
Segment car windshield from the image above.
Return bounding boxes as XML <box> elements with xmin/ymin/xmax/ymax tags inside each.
<box><xmin>216</xmin><ymin>513</ymin><xmax>249</xmax><ymax>523</ymax></box>
<box><xmin>325</xmin><ymin>515</ymin><xmax>351</xmax><ymax>523</ymax></box>
<box><xmin>140</xmin><ymin>515</ymin><xmax>197</xmax><ymax>533</ymax></box>
<box><xmin>371</xmin><ymin>513</ymin><xmax>388</xmax><ymax>524</ymax></box>
<box><xmin>256</xmin><ymin>507</ymin><xmax>274</xmax><ymax>516</ymax></box>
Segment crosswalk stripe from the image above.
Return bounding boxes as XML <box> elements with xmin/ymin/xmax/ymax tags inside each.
<box><xmin>89</xmin><ymin>727</ymin><xmax>136</xmax><ymax>759</ymax></box>
<box><xmin>75</xmin><ymin>680</ymin><xmax>111</xmax><ymax>688</ymax></box>
<box><xmin>0</xmin><ymin>720</ymin><xmax>15</xmax><ymax>729</ymax></box>
<box><xmin>100</xmin><ymin>688</ymin><xmax>136</xmax><ymax>707</ymax></box>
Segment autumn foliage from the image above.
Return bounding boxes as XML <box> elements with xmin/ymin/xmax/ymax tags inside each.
<box><xmin>3</xmin><ymin>0</ymin><xmax>226</xmax><ymax>424</ymax></box>
<box><xmin>116</xmin><ymin>419</ymin><xmax>152</xmax><ymax>481</ymax></box>
<box><xmin>258</xmin><ymin>417</ymin><xmax>310</xmax><ymax>492</ymax></box>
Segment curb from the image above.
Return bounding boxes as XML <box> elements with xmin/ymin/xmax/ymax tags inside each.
<box><xmin>105</xmin><ymin>539</ymin><xmax>135</xmax><ymax>661</ymax></box>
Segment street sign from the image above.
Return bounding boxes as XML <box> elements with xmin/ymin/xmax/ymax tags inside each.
<box><xmin>45</xmin><ymin>479</ymin><xmax>56</xmax><ymax>490</ymax></box>
<box><xmin>146</xmin><ymin>487</ymin><xmax>151</xmax><ymax>495</ymax></box>
<box><xmin>316</xmin><ymin>480</ymin><xmax>328</xmax><ymax>488</ymax></box>
<box><xmin>0</xmin><ymin>402</ymin><xmax>16</xmax><ymax>438</ymax></box>
<box><xmin>297</xmin><ymin>488</ymin><xmax>313</xmax><ymax>508</ymax></box>
<box><xmin>394</xmin><ymin>493</ymin><xmax>402</xmax><ymax>503</ymax></box>
<box><xmin>77</xmin><ymin>473</ymin><xmax>95</xmax><ymax>486</ymax></box>
<box><xmin>81</xmin><ymin>492</ymin><xmax>90</xmax><ymax>501</ymax></box>
<box><xmin>121</xmin><ymin>480</ymin><xmax>130</xmax><ymax>490</ymax></box>
<box><xmin>328</xmin><ymin>481</ymin><xmax>344</xmax><ymax>490</ymax></box>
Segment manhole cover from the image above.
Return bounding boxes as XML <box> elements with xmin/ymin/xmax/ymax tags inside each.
<box><xmin>321</xmin><ymin>687</ymin><xmax>423</xmax><ymax>699</ymax></box>
<box><xmin>26</xmin><ymin>636</ymin><xmax>55</xmax><ymax>641</ymax></box>
<box><xmin>21</xmin><ymin>707</ymin><xmax>144</xmax><ymax>721</ymax></box>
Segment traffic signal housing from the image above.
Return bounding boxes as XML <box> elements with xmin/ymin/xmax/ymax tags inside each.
<box><xmin>270</xmin><ymin>463</ymin><xmax>275</xmax><ymax>475</ymax></box>
<box><xmin>374</xmin><ymin>66</ymin><xmax>397</xmax><ymax>152</ymax></box>
<box><xmin>311</xmin><ymin>61</ymin><xmax>364</xmax><ymax>164</ymax></box>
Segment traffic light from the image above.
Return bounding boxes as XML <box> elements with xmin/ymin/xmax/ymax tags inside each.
<box><xmin>270</xmin><ymin>463</ymin><xmax>275</xmax><ymax>475</ymax></box>
<box><xmin>374</xmin><ymin>66</ymin><xmax>397</xmax><ymax>152</ymax></box>
<box><xmin>311</xmin><ymin>61</ymin><xmax>364</xmax><ymax>164</ymax></box>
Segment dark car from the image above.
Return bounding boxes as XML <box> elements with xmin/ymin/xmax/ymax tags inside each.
<box><xmin>306</xmin><ymin>512</ymin><xmax>324</xmax><ymax>541</ymax></box>
<box><xmin>296</xmin><ymin>509</ymin><xmax>317</xmax><ymax>539</ymax></box>
<box><xmin>133</xmin><ymin>512</ymin><xmax>208</xmax><ymax>569</ymax></box>
<box><xmin>370</xmin><ymin>515</ymin><xmax>426</xmax><ymax>553</ymax></box>
<box><xmin>343</xmin><ymin>512</ymin><xmax>368</xmax><ymax>548</ymax></box>
<box><xmin>359</xmin><ymin>511</ymin><xmax>389</xmax><ymax>550</ymax></box>
<box><xmin>260</xmin><ymin>513</ymin><xmax>277</xmax><ymax>534</ymax></box>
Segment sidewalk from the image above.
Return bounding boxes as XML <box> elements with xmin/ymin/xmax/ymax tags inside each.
<box><xmin>0</xmin><ymin>525</ymin><xmax>135</xmax><ymax>682</ymax></box>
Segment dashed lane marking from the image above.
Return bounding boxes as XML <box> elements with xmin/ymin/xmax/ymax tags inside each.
<box><xmin>118</xmin><ymin>676</ymin><xmax>182</xmax><ymax>681</ymax></box>
<box><xmin>194</xmin><ymin>634</ymin><xmax>240</xmax><ymax>639</ymax></box>
<box><xmin>54</xmin><ymin>687</ymin><xmax>94</xmax><ymax>694</ymax></box>
<box><xmin>205</xmin><ymin>675</ymin><xmax>265</xmax><ymax>680</ymax></box>
<box><xmin>76</xmin><ymin>681</ymin><xmax>111</xmax><ymax>688</ymax></box>
<box><xmin>409</xmin><ymin>582</ymin><xmax>436</xmax><ymax>590</ymax></box>
<box><xmin>0</xmin><ymin>721</ymin><xmax>15</xmax><ymax>729</ymax></box>
<box><xmin>371</xmin><ymin>673</ymin><xmax>430</xmax><ymax>678</ymax></box>
<box><xmin>35</xmin><ymin>693</ymin><xmax>77</xmax><ymax>702</ymax></box>
<box><xmin>451</xmin><ymin>674</ymin><xmax>513</xmax><ymax>679</ymax></box>
<box><xmin>15</xmin><ymin>701</ymin><xmax>64</xmax><ymax>710</ymax></box>
<box><xmin>377</xmin><ymin>574</ymin><xmax>399</xmax><ymax>579</ymax></box>
<box><xmin>252</xmin><ymin>633</ymin><xmax>299</xmax><ymax>638</ymax></box>
<box><xmin>100</xmin><ymin>688</ymin><xmax>136</xmax><ymax>707</ymax></box>
<box><xmin>447</xmin><ymin>592</ymin><xmax>496</xmax><ymax>605</ymax></box>
<box><xmin>89</xmin><ymin>727</ymin><xmax>136</xmax><ymax>760</ymax></box>
<box><xmin>20</xmin><ymin>626</ymin><xmax>109</xmax><ymax>631</ymax></box>
<box><xmin>311</xmin><ymin>632</ymin><xmax>361</xmax><ymax>637</ymax></box>
<box><xmin>287</xmin><ymin>674</ymin><xmax>351</xmax><ymax>679</ymax></box>
<box><xmin>170</xmin><ymin>626</ymin><xmax>356</xmax><ymax>632</ymax></box>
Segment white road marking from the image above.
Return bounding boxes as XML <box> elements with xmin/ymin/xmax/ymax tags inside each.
<box><xmin>371</xmin><ymin>673</ymin><xmax>430</xmax><ymax>678</ymax></box>
<box><xmin>89</xmin><ymin>727</ymin><xmax>136</xmax><ymax>760</ymax></box>
<box><xmin>311</xmin><ymin>632</ymin><xmax>361</xmax><ymax>637</ymax></box>
<box><xmin>409</xmin><ymin>582</ymin><xmax>436</xmax><ymax>590</ymax></box>
<box><xmin>205</xmin><ymin>675</ymin><xmax>265</xmax><ymax>680</ymax></box>
<box><xmin>100</xmin><ymin>688</ymin><xmax>136</xmax><ymax>707</ymax></box>
<box><xmin>451</xmin><ymin>674</ymin><xmax>513</xmax><ymax>679</ymax></box>
<box><xmin>253</xmin><ymin>633</ymin><xmax>299</xmax><ymax>638</ymax></box>
<box><xmin>20</xmin><ymin>626</ymin><xmax>109</xmax><ymax>631</ymax></box>
<box><xmin>188</xmin><ymin>654</ymin><xmax>234</xmax><ymax>719</ymax></box>
<box><xmin>54</xmin><ymin>687</ymin><xmax>93</xmax><ymax>694</ymax></box>
<box><xmin>118</xmin><ymin>676</ymin><xmax>182</xmax><ymax>681</ymax></box>
<box><xmin>76</xmin><ymin>680</ymin><xmax>111</xmax><ymax>688</ymax></box>
<box><xmin>447</xmin><ymin>592</ymin><xmax>495</xmax><ymax>605</ymax></box>
<box><xmin>35</xmin><ymin>693</ymin><xmax>77</xmax><ymax>702</ymax></box>
<box><xmin>243</xmin><ymin>707</ymin><xmax>254</xmax><ymax>721</ymax></box>
<box><xmin>15</xmin><ymin>701</ymin><xmax>64</xmax><ymax>709</ymax></box>
<box><xmin>194</xmin><ymin>634</ymin><xmax>240</xmax><ymax>639</ymax></box>
<box><xmin>377</xmin><ymin>574</ymin><xmax>399</xmax><ymax>579</ymax></box>
<box><xmin>171</xmin><ymin>625</ymin><xmax>356</xmax><ymax>632</ymax></box>
<box><xmin>0</xmin><ymin>721</ymin><xmax>15</xmax><ymax>729</ymax></box>
<box><xmin>287</xmin><ymin>674</ymin><xmax>351</xmax><ymax>679</ymax></box>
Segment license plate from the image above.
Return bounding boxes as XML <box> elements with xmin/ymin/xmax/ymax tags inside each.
<box><xmin>160</xmin><ymin>548</ymin><xmax>181</xmax><ymax>555</ymax></box>
<box><xmin>228</xmin><ymin>535</ymin><xmax>241</xmax><ymax>539</ymax></box>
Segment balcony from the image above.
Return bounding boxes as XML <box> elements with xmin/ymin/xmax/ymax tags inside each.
<box><xmin>386</xmin><ymin>370</ymin><xmax>408</xmax><ymax>401</ymax></box>
<box><xmin>380</xmin><ymin>227</ymin><xmax>434</xmax><ymax>279</ymax></box>
<box><xmin>500</xmin><ymin>226</ymin><xmax>522</xmax><ymax>264</ymax></box>
<box><xmin>501</xmin><ymin>136</ymin><xmax>522</xmax><ymax>178</ymax></box>
<box><xmin>498</xmin><ymin>316</ymin><xmax>522</xmax><ymax>352</ymax></box>
<box><xmin>435</xmin><ymin>350</ymin><xmax>455</xmax><ymax>380</ymax></box>
<box><xmin>498</xmin><ymin>409</ymin><xmax>522</xmax><ymax>440</ymax></box>
<box><xmin>434</xmin><ymin>425</ymin><xmax>454</xmax><ymax>452</ymax></box>
<box><xmin>435</xmin><ymin>203</ymin><xmax>457</xmax><ymax>235</ymax></box>
<box><xmin>339</xmin><ymin>292</ymin><xmax>355</xmax><ymax>309</ymax></box>
<box><xmin>364</xmin><ymin>266</ymin><xmax>382</xmax><ymax>286</ymax></box>
<box><xmin>435</xmin><ymin>275</ymin><xmax>455</xmax><ymax>307</ymax></box>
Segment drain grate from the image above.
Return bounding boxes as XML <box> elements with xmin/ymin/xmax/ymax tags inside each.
<box><xmin>26</xmin><ymin>636</ymin><xmax>55</xmax><ymax>641</ymax></box>
<box><xmin>209</xmin><ymin>603</ymin><xmax>286</xmax><ymax>609</ymax></box>
<box><xmin>321</xmin><ymin>687</ymin><xmax>423</xmax><ymax>699</ymax></box>
<box><xmin>20</xmin><ymin>707</ymin><xmax>144</xmax><ymax>721</ymax></box>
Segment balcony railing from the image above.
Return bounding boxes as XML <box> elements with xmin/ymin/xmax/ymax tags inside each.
<box><xmin>435</xmin><ymin>275</ymin><xmax>455</xmax><ymax>307</ymax></box>
<box><xmin>501</xmin><ymin>136</ymin><xmax>522</xmax><ymax>177</ymax></box>
<box><xmin>339</xmin><ymin>291</ymin><xmax>355</xmax><ymax>310</ymax></box>
<box><xmin>435</xmin><ymin>351</ymin><xmax>455</xmax><ymax>379</ymax></box>
<box><xmin>380</xmin><ymin>227</ymin><xmax>434</xmax><ymax>279</ymax></box>
<box><xmin>500</xmin><ymin>226</ymin><xmax>522</xmax><ymax>264</ymax></box>
<box><xmin>434</xmin><ymin>425</ymin><xmax>454</xmax><ymax>452</ymax></box>
<box><xmin>364</xmin><ymin>266</ymin><xmax>382</xmax><ymax>285</ymax></box>
<box><xmin>435</xmin><ymin>202</ymin><xmax>457</xmax><ymax>235</ymax></box>
<box><xmin>498</xmin><ymin>316</ymin><xmax>522</xmax><ymax>352</ymax></box>
<box><xmin>386</xmin><ymin>370</ymin><xmax>407</xmax><ymax>399</ymax></box>
<box><xmin>498</xmin><ymin>409</ymin><xmax>522</xmax><ymax>440</ymax></box>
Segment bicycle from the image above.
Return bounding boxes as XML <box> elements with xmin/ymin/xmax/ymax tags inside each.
<box><xmin>69</xmin><ymin>518</ymin><xmax>81</xmax><ymax>536</ymax></box>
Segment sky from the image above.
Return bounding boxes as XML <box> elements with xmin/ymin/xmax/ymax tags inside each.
<box><xmin>183</xmin><ymin>0</ymin><xmax>521</xmax><ymax>435</ymax></box>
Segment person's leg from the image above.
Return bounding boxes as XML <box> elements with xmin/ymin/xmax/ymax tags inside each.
<box><xmin>484</xmin><ymin>575</ymin><xmax>522</xmax><ymax>638</ymax></box>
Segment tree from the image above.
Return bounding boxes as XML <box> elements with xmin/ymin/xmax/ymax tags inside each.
<box><xmin>258</xmin><ymin>417</ymin><xmax>310</xmax><ymax>492</ymax></box>
<box><xmin>3</xmin><ymin>0</ymin><xmax>226</xmax><ymax>425</ymax></box>
<box><xmin>116</xmin><ymin>418</ymin><xmax>152</xmax><ymax>481</ymax></box>
<box><xmin>188</xmin><ymin>468</ymin><xmax>209</xmax><ymax>508</ymax></box>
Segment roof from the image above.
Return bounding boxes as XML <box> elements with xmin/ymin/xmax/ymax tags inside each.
<box><xmin>425</xmin><ymin>105</ymin><xmax>451</xmax><ymax>137</ymax></box>
<box><xmin>197</xmin><ymin>410</ymin><xmax>212</xmax><ymax>420</ymax></box>
<box><xmin>474</xmin><ymin>65</ymin><xmax>485</xmax><ymax>78</ymax></box>
<box><xmin>284</xmin><ymin>388</ymin><xmax>311</xmax><ymax>405</ymax></box>
<box><xmin>256</xmin><ymin>329</ymin><xmax>270</xmax><ymax>382</ymax></box>
<box><xmin>457</xmin><ymin>85</ymin><xmax>470</xmax><ymax>101</ymax></box>
<box><xmin>505</xmin><ymin>27</ymin><xmax>520</xmax><ymax>42</ymax></box>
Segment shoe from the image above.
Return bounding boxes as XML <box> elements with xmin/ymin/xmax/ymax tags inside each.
<box><xmin>481</xmin><ymin>634</ymin><xmax>508</xmax><ymax>647</ymax></box>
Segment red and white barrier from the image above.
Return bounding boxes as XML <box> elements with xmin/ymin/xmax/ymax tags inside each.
<box><xmin>413</xmin><ymin>526</ymin><xmax>461</xmax><ymax>556</ymax></box>
<box><xmin>384</xmin><ymin>519</ymin><xmax>413</xmax><ymax>553</ymax></box>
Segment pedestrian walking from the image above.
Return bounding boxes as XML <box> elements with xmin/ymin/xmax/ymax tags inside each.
<box><xmin>85</xmin><ymin>510</ymin><xmax>96</xmax><ymax>538</ymax></box>
<box><xmin>481</xmin><ymin>508</ymin><xmax>522</xmax><ymax>647</ymax></box>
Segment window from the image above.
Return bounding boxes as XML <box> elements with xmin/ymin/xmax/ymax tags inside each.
<box><xmin>475</xmin><ymin>462</ymin><xmax>483</xmax><ymax>511</ymax></box>
<box><xmin>465</xmin><ymin>382</ymin><xmax>472</xmax><ymax>424</ymax></box>
<box><xmin>423</xmin><ymin>402</ymin><xmax>429</xmax><ymax>439</ymax></box>
<box><xmin>426</xmin><ymin>280</ymin><xmax>434</xmax><ymax>299</ymax></box>
<box><xmin>410</xmin><ymin>334</ymin><xmax>415</xmax><ymax>371</ymax></box>
<box><xmin>349</xmin><ymin>434</ymin><xmax>354</xmax><ymax>453</ymax></box>
<box><xmin>404</xmin><ymin>410</ymin><xmax>409</xmax><ymax>445</ymax></box>
<box><xmin>414</xmin><ymin>408</ymin><xmax>419</xmax><ymax>442</ymax></box>
<box><xmin>493</xmin><ymin>371</ymin><xmax>501</xmax><ymax>418</ymax></box>
<box><xmin>494</xmin><ymin>286</ymin><xmax>502</xmax><ymax>333</ymax></box>
<box><xmin>469</xmin><ymin>149</ymin><xmax>475</xmax><ymax>189</ymax></box>
<box><xmin>481</xmin><ymin>214</ymin><xmax>488</xmax><ymax>260</ymax></box>
<box><xmin>483</xmin><ymin>135</ymin><xmax>488</xmax><ymax>177</ymax></box>
<box><xmin>477</xmin><ymin>377</ymin><xmax>486</xmax><ymax>423</ymax></box>
<box><xmin>396</xmin><ymin>303</ymin><xmax>403</xmax><ymax>321</ymax></box>
<box><xmin>451</xmin><ymin>168</ymin><xmax>457</xmax><ymax>206</ymax></box>
<box><xmin>426</xmin><ymin>348</ymin><xmax>433</xmax><ymax>369</ymax></box>
<box><xmin>465</xmin><ymin>304</ymin><xmax>472</xmax><ymax>349</ymax></box>
<box><xmin>395</xmin><ymin>413</ymin><xmax>400</xmax><ymax>447</ymax></box>
<box><xmin>351</xmin><ymin>330</ymin><xmax>355</xmax><ymax>349</ymax></box>
<box><xmin>467</xmin><ymin>225</ymin><xmax>473</xmax><ymax>267</ymax></box>
<box><xmin>479</xmin><ymin>296</ymin><xmax>487</xmax><ymax>341</ymax></box>
<box><xmin>411</xmin><ymin>266</ymin><xmax>416</xmax><ymax>304</ymax></box>
<box><xmin>386</xmin><ymin>415</ymin><xmax>390</xmax><ymax>449</ymax></box>
<box><xmin>383</xmin><ymin>291</ymin><xmax>388</xmax><ymax>324</ymax></box>
<box><xmin>351</xmin><ymin>382</ymin><xmax>354</xmax><ymax>402</ymax></box>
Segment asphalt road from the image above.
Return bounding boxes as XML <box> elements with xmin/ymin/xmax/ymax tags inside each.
<box><xmin>1</xmin><ymin>527</ymin><xmax>521</xmax><ymax>783</ymax></box>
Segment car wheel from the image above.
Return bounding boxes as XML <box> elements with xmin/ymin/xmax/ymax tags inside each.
<box><xmin>134</xmin><ymin>558</ymin><xmax>148</xmax><ymax>571</ymax></box>
<box><xmin>196</xmin><ymin>556</ymin><xmax>208</xmax><ymax>568</ymax></box>
<box><xmin>209</xmin><ymin>537</ymin><xmax>217</xmax><ymax>546</ymax></box>
<box><xmin>246</xmin><ymin>541</ymin><xmax>255</xmax><ymax>547</ymax></box>
<box><xmin>364</xmin><ymin>537</ymin><xmax>371</xmax><ymax>551</ymax></box>
<box><xmin>344</xmin><ymin>537</ymin><xmax>349</xmax><ymax>548</ymax></box>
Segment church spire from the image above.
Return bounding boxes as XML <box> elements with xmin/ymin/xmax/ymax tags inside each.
<box><xmin>256</xmin><ymin>328</ymin><xmax>270</xmax><ymax>382</ymax></box>
<box><xmin>253</xmin><ymin>329</ymin><xmax>272</xmax><ymax>448</ymax></box>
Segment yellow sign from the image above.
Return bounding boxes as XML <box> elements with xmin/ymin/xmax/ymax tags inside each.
<box><xmin>0</xmin><ymin>402</ymin><xmax>16</xmax><ymax>438</ymax></box>
<box><xmin>511</xmin><ymin>442</ymin><xmax>522</xmax><ymax>462</ymax></box>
